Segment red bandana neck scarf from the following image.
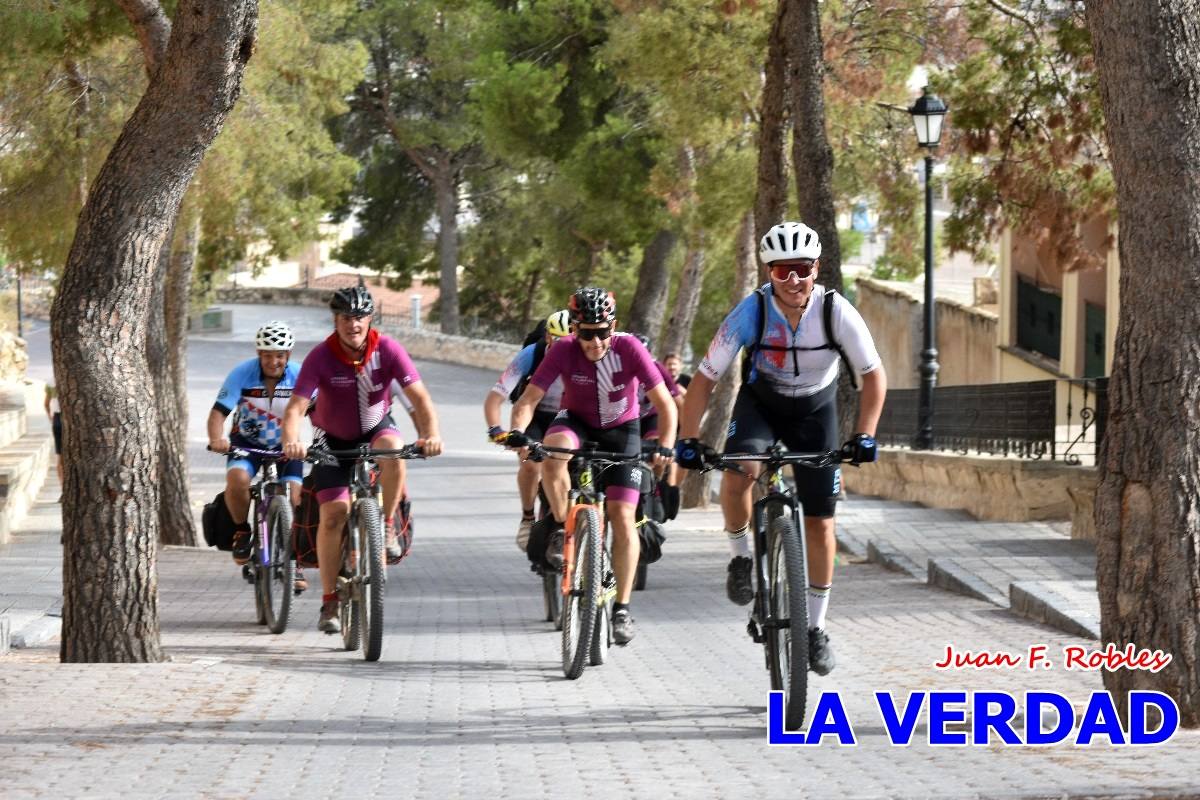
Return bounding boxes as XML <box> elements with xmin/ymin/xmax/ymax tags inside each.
<box><xmin>327</xmin><ymin>328</ymin><xmax>380</xmax><ymax>371</ymax></box>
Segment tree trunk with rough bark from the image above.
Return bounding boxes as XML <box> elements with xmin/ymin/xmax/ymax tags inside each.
<box><xmin>433</xmin><ymin>160</ymin><xmax>461</xmax><ymax>336</ymax></box>
<box><xmin>786</xmin><ymin>0</ymin><xmax>841</xmax><ymax>294</ymax></box>
<box><xmin>682</xmin><ymin>211</ymin><xmax>756</xmax><ymax>508</ymax></box>
<box><xmin>151</xmin><ymin>205</ymin><xmax>201</xmax><ymax>547</ymax></box>
<box><xmin>1086</xmin><ymin>0</ymin><xmax>1200</xmax><ymax>726</ymax></box>
<box><xmin>660</xmin><ymin>236</ymin><xmax>706</xmax><ymax>360</ymax></box>
<box><xmin>754</xmin><ymin>0</ymin><xmax>791</xmax><ymax>280</ymax></box>
<box><xmin>624</xmin><ymin>228</ymin><xmax>678</xmax><ymax>343</ymax></box>
<box><xmin>51</xmin><ymin>0</ymin><xmax>258</xmax><ymax>663</ymax></box>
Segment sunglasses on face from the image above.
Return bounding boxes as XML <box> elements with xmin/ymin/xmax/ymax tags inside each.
<box><xmin>769</xmin><ymin>261</ymin><xmax>818</xmax><ymax>282</ymax></box>
<box><xmin>576</xmin><ymin>326</ymin><xmax>613</xmax><ymax>341</ymax></box>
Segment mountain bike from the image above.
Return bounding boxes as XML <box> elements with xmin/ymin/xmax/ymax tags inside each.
<box><xmin>528</xmin><ymin>442</ymin><xmax>652</xmax><ymax>680</ymax></box>
<box><xmin>209</xmin><ymin>446</ymin><xmax>296</xmax><ymax>634</ymax></box>
<box><xmin>707</xmin><ymin>444</ymin><xmax>847</xmax><ymax>730</ymax></box>
<box><xmin>307</xmin><ymin>443</ymin><xmax>425</xmax><ymax>662</ymax></box>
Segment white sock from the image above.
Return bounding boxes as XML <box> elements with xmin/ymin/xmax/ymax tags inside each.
<box><xmin>808</xmin><ymin>583</ymin><xmax>831</xmax><ymax>631</ymax></box>
<box><xmin>726</xmin><ymin>524</ymin><xmax>751</xmax><ymax>558</ymax></box>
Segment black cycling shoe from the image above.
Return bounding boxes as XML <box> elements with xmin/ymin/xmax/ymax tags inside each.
<box><xmin>232</xmin><ymin>529</ymin><xmax>252</xmax><ymax>565</ymax></box>
<box><xmin>545</xmin><ymin>526</ymin><xmax>565</xmax><ymax>570</ymax></box>
<box><xmin>726</xmin><ymin>556</ymin><xmax>754</xmax><ymax>606</ymax></box>
<box><xmin>808</xmin><ymin>628</ymin><xmax>836</xmax><ymax>676</ymax></box>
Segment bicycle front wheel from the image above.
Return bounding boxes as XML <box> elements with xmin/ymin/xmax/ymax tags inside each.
<box><xmin>261</xmin><ymin>495</ymin><xmax>295</xmax><ymax>634</ymax></box>
<box><xmin>766</xmin><ymin>513</ymin><xmax>810</xmax><ymax>730</ymax></box>
<box><xmin>356</xmin><ymin>496</ymin><xmax>386</xmax><ymax>662</ymax></box>
<box><xmin>340</xmin><ymin>523</ymin><xmax>361</xmax><ymax>652</ymax></box>
<box><xmin>561</xmin><ymin>506</ymin><xmax>601</xmax><ymax>679</ymax></box>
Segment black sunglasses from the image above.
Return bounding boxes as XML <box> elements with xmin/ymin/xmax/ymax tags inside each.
<box><xmin>576</xmin><ymin>326</ymin><xmax>613</xmax><ymax>341</ymax></box>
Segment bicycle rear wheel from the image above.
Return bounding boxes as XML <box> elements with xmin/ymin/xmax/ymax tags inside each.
<box><xmin>340</xmin><ymin>524</ymin><xmax>361</xmax><ymax>652</ymax></box>
<box><xmin>542</xmin><ymin>568</ymin><xmax>562</xmax><ymax>628</ymax></box>
<box><xmin>261</xmin><ymin>495</ymin><xmax>295</xmax><ymax>634</ymax></box>
<box><xmin>356</xmin><ymin>497</ymin><xmax>386</xmax><ymax>662</ymax></box>
<box><xmin>589</xmin><ymin>534</ymin><xmax>613</xmax><ymax>666</ymax></box>
<box><xmin>634</xmin><ymin>562</ymin><xmax>648</xmax><ymax>591</ymax></box>
<box><xmin>766</xmin><ymin>513</ymin><xmax>810</xmax><ymax>730</ymax></box>
<box><xmin>561</xmin><ymin>506</ymin><xmax>601</xmax><ymax>679</ymax></box>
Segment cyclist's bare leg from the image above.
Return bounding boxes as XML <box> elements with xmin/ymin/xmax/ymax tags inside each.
<box><xmin>540</xmin><ymin>430</ymin><xmax>574</xmax><ymax>523</ymax></box>
<box><xmin>516</xmin><ymin>453</ymin><xmax>540</xmax><ymax>510</ymax></box>
<box><xmin>718</xmin><ymin>462</ymin><xmax>760</xmax><ymax>532</ymax></box>
<box><xmin>287</xmin><ymin>481</ymin><xmax>302</xmax><ymax>507</ymax></box>
<box><xmin>606</xmin><ymin>498</ymin><xmax>640</xmax><ymax>603</ymax></box>
<box><xmin>372</xmin><ymin>432</ymin><xmax>404</xmax><ymax>522</ymax></box>
<box><xmin>804</xmin><ymin>515</ymin><xmax>836</xmax><ymax>585</ymax></box>
<box><xmin>224</xmin><ymin>467</ymin><xmax>252</xmax><ymax>524</ymax></box>
<box><xmin>317</xmin><ymin>499</ymin><xmax>350</xmax><ymax>595</ymax></box>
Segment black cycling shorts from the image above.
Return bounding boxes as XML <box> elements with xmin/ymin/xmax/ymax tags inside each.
<box><xmin>526</xmin><ymin>408</ymin><xmax>558</xmax><ymax>443</ymax></box>
<box><xmin>311</xmin><ymin>415</ymin><xmax>402</xmax><ymax>504</ymax></box>
<box><xmin>724</xmin><ymin>382</ymin><xmax>841</xmax><ymax>518</ymax></box>
<box><xmin>546</xmin><ymin>411</ymin><xmax>645</xmax><ymax>502</ymax></box>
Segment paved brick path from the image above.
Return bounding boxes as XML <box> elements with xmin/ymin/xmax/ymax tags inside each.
<box><xmin>3</xmin><ymin>325</ymin><xmax>1197</xmax><ymax>798</ymax></box>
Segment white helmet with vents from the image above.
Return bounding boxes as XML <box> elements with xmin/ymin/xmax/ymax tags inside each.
<box><xmin>759</xmin><ymin>221</ymin><xmax>822</xmax><ymax>263</ymax></box>
<box><xmin>255</xmin><ymin>321</ymin><xmax>295</xmax><ymax>351</ymax></box>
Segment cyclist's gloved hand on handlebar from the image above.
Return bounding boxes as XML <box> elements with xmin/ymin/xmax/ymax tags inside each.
<box><xmin>842</xmin><ymin>433</ymin><xmax>877</xmax><ymax>464</ymax></box>
<box><xmin>487</xmin><ymin>426</ymin><xmax>508</xmax><ymax>445</ymax></box>
<box><xmin>504</xmin><ymin>429</ymin><xmax>530</xmax><ymax>448</ymax></box>
<box><xmin>675</xmin><ymin>438</ymin><xmax>712</xmax><ymax>470</ymax></box>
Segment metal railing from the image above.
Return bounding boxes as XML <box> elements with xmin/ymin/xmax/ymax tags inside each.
<box><xmin>875</xmin><ymin>377</ymin><xmax>1107</xmax><ymax>464</ymax></box>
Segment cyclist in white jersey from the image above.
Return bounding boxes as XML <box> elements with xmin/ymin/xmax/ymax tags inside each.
<box><xmin>676</xmin><ymin>222</ymin><xmax>887</xmax><ymax>676</ymax></box>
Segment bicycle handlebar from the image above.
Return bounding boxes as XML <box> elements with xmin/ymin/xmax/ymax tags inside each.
<box><xmin>207</xmin><ymin>445</ymin><xmax>286</xmax><ymax>459</ymax></box>
<box><xmin>527</xmin><ymin>441</ymin><xmax>661</xmax><ymax>463</ymax></box>
<box><xmin>306</xmin><ymin>444</ymin><xmax>426</xmax><ymax>464</ymax></box>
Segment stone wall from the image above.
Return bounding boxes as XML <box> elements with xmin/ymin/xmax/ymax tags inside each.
<box><xmin>856</xmin><ymin>278</ymin><xmax>999</xmax><ymax>388</ymax></box>
<box><xmin>843</xmin><ymin>448</ymin><xmax>1097</xmax><ymax>541</ymax></box>
<box><xmin>216</xmin><ymin>286</ymin><xmax>330</xmax><ymax>308</ymax></box>
<box><xmin>376</xmin><ymin>323</ymin><xmax>520</xmax><ymax>374</ymax></box>
<box><xmin>0</xmin><ymin>333</ymin><xmax>28</xmax><ymax>382</ymax></box>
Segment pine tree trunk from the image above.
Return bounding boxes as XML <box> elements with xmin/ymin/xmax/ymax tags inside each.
<box><xmin>434</xmin><ymin>160</ymin><xmax>460</xmax><ymax>335</ymax></box>
<box><xmin>682</xmin><ymin>211</ymin><xmax>756</xmax><ymax>508</ymax></box>
<box><xmin>754</xmin><ymin>0</ymin><xmax>791</xmax><ymax>276</ymax></box>
<box><xmin>1086</xmin><ymin>0</ymin><xmax>1200</xmax><ymax>726</ymax></box>
<box><xmin>155</xmin><ymin>207</ymin><xmax>200</xmax><ymax>546</ymax></box>
<box><xmin>660</xmin><ymin>235</ymin><xmax>706</xmax><ymax>360</ymax></box>
<box><xmin>786</xmin><ymin>0</ymin><xmax>841</xmax><ymax>293</ymax></box>
<box><xmin>624</xmin><ymin>228</ymin><xmax>678</xmax><ymax>342</ymax></box>
<box><xmin>50</xmin><ymin>0</ymin><xmax>258</xmax><ymax>663</ymax></box>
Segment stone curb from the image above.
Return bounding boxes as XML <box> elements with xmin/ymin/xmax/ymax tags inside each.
<box><xmin>10</xmin><ymin>614</ymin><xmax>61</xmax><ymax>649</ymax></box>
<box><xmin>866</xmin><ymin>539</ymin><xmax>923</xmax><ymax>580</ymax></box>
<box><xmin>0</xmin><ymin>614</ymin><xmax>9</xmax><ymax>655</ymax></box>
<box><xmin>1009</xmin><ymin>581</ymin><xmax>1101</xmax><ymax>640</ymax></box>
<box><xmin>926</xmin><ymin>557</ymin><xmax>1008</xmax><ymax>607</ymax></box>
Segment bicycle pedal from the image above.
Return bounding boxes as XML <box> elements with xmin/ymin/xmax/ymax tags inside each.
<box><xmin>746</xmin><ymin>619</ymin><xmax>765</xmax><ymax>644</ymax></box>
<box><xmin>241</xmin><ymin>565</ymin><xmax>255</xmax><ymax>585</ymax></box>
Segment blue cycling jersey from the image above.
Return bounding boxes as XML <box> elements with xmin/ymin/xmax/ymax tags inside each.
<box><xmin>213</xmin><ymin>357</ymin><xmax>301</xmax><ymax>449</ymax></box>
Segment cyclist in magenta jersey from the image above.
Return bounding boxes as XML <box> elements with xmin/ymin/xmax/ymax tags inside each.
<box><xmin>484</xmin><ymin>309</ymin><xmax>570</xmax><ymax>551</ymax></box>
<box><xmin>506</xmin><ymin>287</ymin><xmax>676</xmax><ymax>645</ymax></box>
<box><xmin>207</xmin><ymin>321</ymin><xmax>305</xmax><ymax>565</ymax></box>
<box><xmin>280</xmin><ymin>286</ymin><xmax>443</xmax><ymax>633</ymax></box>
<box><xmin>676</xmin><ymin>221</ymin><xmax>887</xmax><ymax>676</ymax></box>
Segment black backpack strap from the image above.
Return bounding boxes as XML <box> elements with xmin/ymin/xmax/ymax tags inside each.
<box><xmin>741</xmin><ymin>287</ymin><xmax>770</xmax><ymax>384</ymax></box>
<box><xmin>823</xmin><ymin>289</ymin><xmax>859</xmax><ymax>390</ymax></box>
<box><xmin>509</xmin><ymin>339</ymin><xmax>549</xmax><ymax>404</ymax></box>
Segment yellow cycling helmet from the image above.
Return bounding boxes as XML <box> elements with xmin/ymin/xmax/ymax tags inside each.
<box><xmin>546</xmin><ymin>309</ymin><xmax>571</xmax><ymax>339</ymax></box>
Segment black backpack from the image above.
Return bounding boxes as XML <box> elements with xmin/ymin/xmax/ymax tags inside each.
<box><xmin>741</xmin><ymin>285</ymin><xmax>859</xmax><ymax>390</ymax></box>
<box><xmin>508</xmin><ymin>322</ymin><xmax>549</xmax><ymax>403</ymax></box>
<box><xmin>201</xmin><ymin>492</ymin><xmax>236</xmax><ymax>551</ymax></box>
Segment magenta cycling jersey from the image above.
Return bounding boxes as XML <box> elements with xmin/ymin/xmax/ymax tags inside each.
<box><xmin>530</xmin><ymin>333</ymin><xmax>663</xmax><ymax>429</ymax></box>
<box><xmin>294</xmin><ymin>332</ymin><xmax>421</xmax><ymax>441</ymax></box>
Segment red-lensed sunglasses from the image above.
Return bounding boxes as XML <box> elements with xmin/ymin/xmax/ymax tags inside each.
<box><xmin>576</xmin><ymin>326</ymin><xmax>613</xmax><ymax>341</ymax></box>
<box><xmin>769</xmin><ymin>261</ymin><xmax>818</xmax><ymax>282</ymax></box>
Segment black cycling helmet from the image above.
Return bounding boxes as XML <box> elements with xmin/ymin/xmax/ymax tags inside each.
<box><xmin>569</xmin><ymin>286</ymin><xmax>616</xmax><ymax>325</ymax></box>
<box><xmin>330</xmin><ymin>285</ymin><xmax>375</xmax><ymax>318</ymax></box>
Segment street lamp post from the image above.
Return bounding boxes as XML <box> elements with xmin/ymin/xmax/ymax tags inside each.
<box><xmin>909</xmin><ymin>86</ymin><xmax>948</xmax><ymax>450</ymax></box>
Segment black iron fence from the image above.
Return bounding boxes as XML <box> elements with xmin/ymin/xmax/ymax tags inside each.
<box><xmin>875</xmin><ymin>377</ymin><xmax>1107</xmax><ymax>464</ymax></box>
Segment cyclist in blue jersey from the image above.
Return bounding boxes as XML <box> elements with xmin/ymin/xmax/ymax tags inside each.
<box><xmin>207</xmin><ymin>321</ymin><xmax>305</xmax><ymax>565</ymax></box>
<box><xmin>484</xmin><ymin>309</ymin><xmax>570</xmax><ymax>551</ymax></box>
<box><xmin>676</xmin><ymin>222</ymin><xmax>887</xmax><ymax>676</ymax></box>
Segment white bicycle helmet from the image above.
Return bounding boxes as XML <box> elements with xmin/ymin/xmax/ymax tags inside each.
<box><xmin>255</xmin><ymin>321</ymin><xmax>295</xmax><ymax>351</ymax></box>
<box><xmin>759</xmin><ymin>221</ymin><xmax>822</xmax><ymax>263</ymax></box>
